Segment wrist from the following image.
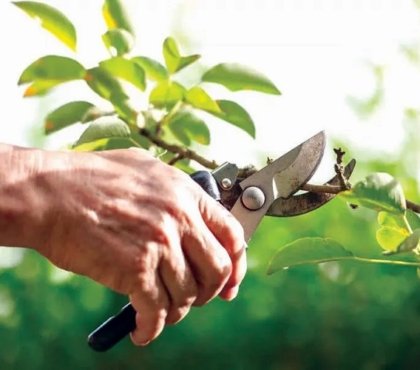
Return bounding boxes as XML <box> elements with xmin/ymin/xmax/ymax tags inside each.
<box><xmin>0</xmin><ymin>144</ymin><xmax>52</xmax><ymax>249</ymax></box>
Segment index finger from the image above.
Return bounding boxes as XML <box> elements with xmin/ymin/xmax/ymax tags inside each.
<box><xmin>198</xmin><ymin>195</ymin><xmax>247</xmax><ymax>300</ymax></box>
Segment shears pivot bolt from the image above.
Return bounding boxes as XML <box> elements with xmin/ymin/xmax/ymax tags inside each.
<box><xmin>241</xmin><ymin>186</ymin><xmax>265</xmax><ymax>210</ymax></box>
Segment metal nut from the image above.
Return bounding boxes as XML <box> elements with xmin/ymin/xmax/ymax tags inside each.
<box><xmin>221</xmin><ymin>178</ymin><xmax>232</xmax><ymax>190</ymax></box>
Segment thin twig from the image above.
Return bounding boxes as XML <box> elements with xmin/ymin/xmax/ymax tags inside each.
<box><xmin>168</xmin><ymin>153</ymin><xmax>185</xmax><ymax>166</ymax></box>
<box><xmin>407</xmin><ymin>200</ymin><xmax>420</xmax><ymax>214</ymax></box>
<box><xmin>333</xmin><ymin>147</ymin><xmax>351</xmax><ymax>190</ymax></box>
<box><xmin>138</xmin><ymin>129</ymin><xmax>420</xmax><ymax>214</ymax></box>
<box><xmin>139</xmin><ymin>128</ymin><xmax>219</xmax><ymax>169</ymax></box>
<box><xmin>302</xmin><ymin>185</ymin><xmax>420</xmax><ymax>214</ymax></box>
<box><xmin>301</xmin><ymin>183</ymin><xmax>343</xmax><ymax>194</ymax></box>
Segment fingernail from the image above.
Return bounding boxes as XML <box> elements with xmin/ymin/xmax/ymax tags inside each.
<box><xmin>221</xmin><ymin>286</ymin><xmax>239</xmax><ymax>301</ymax></box>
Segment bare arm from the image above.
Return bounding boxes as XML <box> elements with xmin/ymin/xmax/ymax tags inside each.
<box><xmin>0</xmin><ymin>144</ymin><xmax>247</xmax><ymax>345</ymax></box>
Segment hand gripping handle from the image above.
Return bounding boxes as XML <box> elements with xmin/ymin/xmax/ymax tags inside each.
<box><xmin>87</xmin><ymin>171</ymin><xmax>220</xmax><ymax>352</ymax></box>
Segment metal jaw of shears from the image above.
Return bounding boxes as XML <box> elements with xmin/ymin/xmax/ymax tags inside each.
<box><xmin>87</xmin><ymin>130</ymin><xmax>356</xmax><ymax>352</ymax></box>
<box><xmin>210</xmin><ymin>131</ymin><xmax>355</xmax><ymax>241</ymax></box>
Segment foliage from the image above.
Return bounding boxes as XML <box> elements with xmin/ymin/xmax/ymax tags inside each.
<box><xmin>5</xmin><ymin>1</ymin><xmax>420</xmax><ymax>369</ymax></box>
<box><xmin>14</xmin><ymin>0</ymin><xmax>280</xmax><ymax>164</ymax></box>
<box><xmin>14</xmin><ymin>0</ymin><xmax>420</xmax><ymax>273</ymax></box>
<box><xmin>269</xmin><ymin>172</ymin><xmax>420</xmax><ymax>274</ymax></box>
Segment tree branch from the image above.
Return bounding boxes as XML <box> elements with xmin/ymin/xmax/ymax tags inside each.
<box><xmin>139</xmin><ymin>128</ymin><xmax>219</xmax><ymax>170</ymax></box>
<box><xmin>301</xmin><ymin>183</ymin><xmax>343</xmax><ymax>194</ymax></box>
<box><xmin>302</xmin><ymin>184</ymin><xmax>420</xmax><ymax>214</ymax></box>
<box><xmin>167</xmin><ymin>153</ymin><xmax>185</xmax><ymax>166</ymax></box>
<box><xmin>138</xmin><ymin>128</ymin><xmax>420</xmax><ymax>214</ymax></box>
<box><xmin>407</xmin><ymin>200</ymin><xmax>420</xmax><ymax>214</ymax></box>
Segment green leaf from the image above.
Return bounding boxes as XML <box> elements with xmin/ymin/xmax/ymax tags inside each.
<box><xmin>45</xmin><ymin>101</ymin><xmax>94</xmax><ymax>134</ymax></box>
<box><xmin>84</xmin><ymin>67</ymin><xmax>137</xmax><ymax>124</ymax></box>
<box><xmin>23</xmin><ymin>80</ymin><xmax>63</xmax><ymax>97</ymax></box>
<box><xmin>174</xmin><ymin>159</ymin><xmax>195</xmax><ymax>174</ymax></box>
<box><xmin>407</xmin><ymin>209</ymin><xmax>420</xmax><ymax>230</ymax></box>
<box><xmin>185</xmin><ymin>86</ymin><xmax>221</xmax><ymax>114</ymax></box>
<box><xmin>340</xmin><ymin>173</ymin><xmax>406</xmax><ymax>214</ymax></box>
<box><xmin>102</xmin><ymin>28</ymin><xmax>134</xmax><ymax>56</ymax></box>
<box><xmin>377</xmin><ymin>227</ymin><xmax>410</xmax><ymax>253</ymax></box>
<box><xmin>267</xmin><ymin>238</ymin><xmax>353</xmax><ymax>274</ymax></box>
<box><xmin>211</xmin><ymin>100</ymin><xmax>255</xmax><ymax>138</ymax></box>
<box><xmin>112</xmin><ymin>96</ymin><xmax>138</xmax><ymax>125</ymax></box>
<box><xmin>18</xmin><ymin>55</ymin><xmax>85</xmax><ymax>85</ymax></box>
<box><xmin>168</xmin><ymin>110</ymin><xmax>210</xmax><ymax>146</ymax></box>
<box><xmin>100</xmin><ymin>57</ymin><xmax>145</xmax><ymax>91</ymax></box>
<box><xmin>376</xmin><ymin>212</ymin><xmax>411</xmax><ymax>252</ymax></box>
<box><xmin>149</xmin><ymin>81</ymin><xmax>186</xmax><ymax>109</ymax></box>
<box><xmin>202</xmin><ymin>63</ymin><xmax>281</xmax><ymax>94</ymax></box>
<box><xmin>102</xmin><ymin>0</ymin><xmax>133</xmax><ymax>34</ymax></box>
<box><xmin>73</xmin><ymin>136</ymin><xmax>148</xmax><ymax>152</ymax></box>
<box><xmin>377</xmin><ymin>211</ymin><xmax>408</xmax><ymax>229</ymax></box>
<box><xmin>84</xmin><ymin>67</ymin><xmax>126</xmax><ymax>100</ymax></box>
<box><xmin>389</xmin><ymin>229</ymin><xmax>420</xmax><ymax>255</ymax></box>
<box><xmin>13</xmin><ymin>1</ymin><xmax>77</xmax><ymax>51</ymax></box>
<box><xmin>76</xmin><ymin>118</ymin><xmax>130</xmax><ymax>145</ymax></box>
<box><xmin>376</xmin><ymin>223</ymin><xmax>410</xmax><ymax>253</ymax></box>
<box><xmin>72</xmin><ymin>138</ymin><xmax>109</xmax><ymax>152</ymax></box>
<box><xmin>132</xmin><ymin>56</ymin><xmax>168</xmax><ymax>81</ymax></box>
<box><xmin>267</xmin><ymin>236</ymin><xmax>420</xmax><ymax>274</ymax></box>
<box><xmin>162</xmin><ymin>37</ymin><xmax>200</xmax><ymax>74</ymax></box>
<box><xmin>80</xmin><ymin>107</ymin><xmax>111</xmax><ymax>124</ymax></box>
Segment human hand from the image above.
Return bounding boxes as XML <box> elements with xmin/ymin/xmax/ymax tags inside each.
<box><xmin>31</xmin><ymin>147</ymin><xmax>246</xmax><ymax>345</ymax></box>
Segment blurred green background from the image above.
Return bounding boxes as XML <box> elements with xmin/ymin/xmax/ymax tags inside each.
<box><xmin>1</xmin><ymin>139</ymin><xmax>419</xmax><ymax>369</ymax></box>
<box><xmin>1</xmin><ymin>155</ymin><xmax>420</xmax><ymax>370</ymax></box>
<box><xmin>2</xmin><ymin>1</ymin><xmax>420</xmax><ymax>369</ymax></box>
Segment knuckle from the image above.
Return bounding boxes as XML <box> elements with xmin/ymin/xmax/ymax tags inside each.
<box><xmin>171</xmin><ymin>182</ymin><xmax>194</xmax><ymax>207</ymax></box>
<box><xmin>224</xmin><ymin>216</ymin><xmax>245</xmax><ymax>248</ymax></box>
<box><xmin>215</xmin><ymin>257</ymin><xmax>232</xmax><ymax>282</ymax></box>
<box><xmin>132</xmin><ymin>268</ymin><xmax>154</xmax><ymax>293</ymax></box>
<box><xmin>195</xmin><ymin>256</ymin><xmax>232</xmax><ymax>306</ymax></box>
<box><xmin>166</xmin><ymin>283</ymin><xmax>197</xmax><ymax>323</ymax></box>
<box><xmin>213</xmin><ymin>253</ymin><xmax>232</xmax><ymax>281</ymax></box>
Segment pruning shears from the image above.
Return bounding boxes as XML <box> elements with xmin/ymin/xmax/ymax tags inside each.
<box><xmin>87</xmin><ymin>131</ymin><xmax>356</xmax><ymax>352</ymax></box>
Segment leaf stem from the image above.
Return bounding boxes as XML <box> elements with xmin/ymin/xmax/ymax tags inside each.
<box><xmin>403</xmin><ymin>214</ymin><xmax>413</xmax><ymax>234</ymax></box>
<box><xmin>352</xmin><ymin>256</ymin><xmax>420</xmax><ymax>267</ymax></box>
<box><xmin>157</xmin><ymin>101</ymin><xmax>183</xmax><ymax>135</ymax></box>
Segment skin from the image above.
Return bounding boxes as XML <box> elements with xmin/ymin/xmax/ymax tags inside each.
<box><xmin>0</xmin><ymin>143</ymin><xmax>246</xmax><ymax>345</ymax></box>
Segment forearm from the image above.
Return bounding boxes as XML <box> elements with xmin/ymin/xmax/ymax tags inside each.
<box><xmin>0</xmin><ymin>144</ymin><xmax>246</xmax><ymax>346</ymax></box>
<box><xmin>0</xmin><ymin>143</ymin><xmax>48</xmax><ymax>249</ymax></box>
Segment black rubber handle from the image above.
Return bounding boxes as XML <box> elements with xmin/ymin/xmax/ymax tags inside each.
<box><xmin>88</xmin><ymin>303</ymin><xmax>136</xmax><ymax>352</ymax></box>
<box><xmin>87</xmin><ymin>171</ymin><xmax>220</xmax><ymax>351</ymax></box>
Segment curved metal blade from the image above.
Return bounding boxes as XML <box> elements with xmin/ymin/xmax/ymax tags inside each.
<box><xmin>266</xmin><ymin>158</ymin><xmax>356</xmax><ymax>217</ymax></box>
<box><xmin>230</xmin><ymin>131</ymin><xmax>326</xmax><ymax>241</ymax></box>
